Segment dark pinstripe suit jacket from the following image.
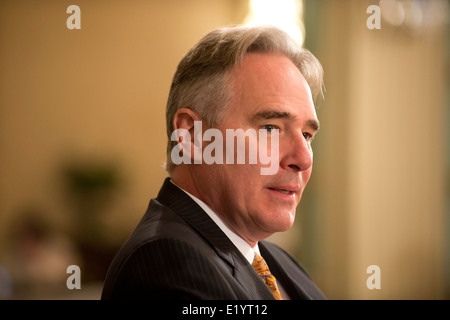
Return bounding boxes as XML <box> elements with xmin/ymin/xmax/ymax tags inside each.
<box><xmin>101</xmin><ymin>178</ymin><xmax>326</xmax><ymax>300</ymax></box>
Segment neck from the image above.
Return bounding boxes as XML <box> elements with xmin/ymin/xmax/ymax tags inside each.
<box><xmin>170</xmin><ymin>166</ymin><xmax>202</xmax><ymax>200</ymax></box>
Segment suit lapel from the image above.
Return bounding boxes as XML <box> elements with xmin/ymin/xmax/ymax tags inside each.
<box><xmin>156</xmin><ymin>178</ymin><xmax>236</xmax><ymax>266</ymax></box>
<box><xmin>259</xmin><ymin>241</ymin><xmax>326</xmax><ymax>300</ymax></box>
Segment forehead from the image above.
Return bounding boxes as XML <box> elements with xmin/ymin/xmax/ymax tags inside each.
<box><xmin>227</xmin><ymin>53</ymin><xmax>315</xmax><ymax>119</ymax></box>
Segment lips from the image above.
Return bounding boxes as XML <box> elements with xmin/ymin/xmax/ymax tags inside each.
<box><xmin>271</xmin><ymin>189</ymin><xmax>292</xmax><ymax>195</ymax></box>
<box><xmin>266</xmin><ymin>185</ymin><xmax>300</xmax><ymax>196</ymax></box>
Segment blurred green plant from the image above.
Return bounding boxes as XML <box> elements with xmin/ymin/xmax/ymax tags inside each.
<box><xmin>61</xmin><ymin>159</ymin><xmax>122</xmax><ymax>282</ymax></box>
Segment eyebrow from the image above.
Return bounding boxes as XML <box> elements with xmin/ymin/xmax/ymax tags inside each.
<box><xmin>252</xmin><ymin>110</ymin><xmax>320</xmax><ymax>131</ymax></box>
<box><xmin>252</xmin><ymin>110</ymin><xmax>293</xmax><ymax>121</ymax></box>
<box><xmin>307</xmin><ymin>119</ymin><xmax>320</xmax><ymax>132</ymax></box>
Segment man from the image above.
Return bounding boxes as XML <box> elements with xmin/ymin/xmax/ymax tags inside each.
<box><xmin>102</xmin><ymin>25</ymin><xmax>326</xmax><ymax>300</ymax></box>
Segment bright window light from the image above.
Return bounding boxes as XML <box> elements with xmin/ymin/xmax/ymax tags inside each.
<box><xmin>244</xmin><ymin>0</ymin><xmax>304</xmax><ymax>46</ymax></box>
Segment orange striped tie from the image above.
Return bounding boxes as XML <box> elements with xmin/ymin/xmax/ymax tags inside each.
<box><xmin>252</xmin><ymin>254</ymin><xmax>283</xmax><ymax>300</ymax></box>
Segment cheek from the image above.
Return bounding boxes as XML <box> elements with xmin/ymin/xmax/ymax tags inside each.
<box><xmin>303</xmin><ymin>167</ymin><xmax>312</xmax><ymax>181</ymax></box>
<box><xmin>301</xmin><ymin>168</ymin><xmax>313</xmax><ymax>192</ymax></box>
<box><xmin>227</xmin><ymin>166</ymin><xmax>266</xmax><ymax>207</ymax></box>
<box><xmin>218</xmin><ymin>163</ymin><xmax>257</xmax><ymax>193</ymax></box>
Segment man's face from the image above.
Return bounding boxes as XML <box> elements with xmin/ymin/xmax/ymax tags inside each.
<box><xmin>193</xmin><ymin>53</ymin><xmax>319</xmax><ymax>245</ymax></box>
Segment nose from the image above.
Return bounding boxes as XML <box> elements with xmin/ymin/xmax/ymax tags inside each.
<box><xmin>280</xmin><ymin>132</ymin><xmax>313</xmax><ymax>172</ymax></box>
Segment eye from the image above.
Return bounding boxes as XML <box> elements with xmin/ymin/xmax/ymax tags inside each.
<box><xmin>262</xmin><ymin>124</ymin><xmax>278</xmax><ymax>133</ymax></box>
<box><xmin>303</xmin><ymin>132</ymin><xmax>313</xmax><ymax>140</ymax></box>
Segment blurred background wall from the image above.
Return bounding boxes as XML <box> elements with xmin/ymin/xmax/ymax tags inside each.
<box><xmin>0</xmin><ymin>0</ymin><xmax>448</xmax><ymax>299</ymax></box>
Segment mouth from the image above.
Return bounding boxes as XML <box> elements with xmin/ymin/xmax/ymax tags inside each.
<box><xmin>268</xmin><ymin>188</ymin><xmax>295</xmax><ymax>195</ymax></box>
<box><xmin>266</xmin><ymin>184</ymin><xmax>300</xmax><ymax>197</ymax></box>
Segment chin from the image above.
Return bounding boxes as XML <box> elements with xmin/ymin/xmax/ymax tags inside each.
<box><xmin>264</xmin><ymin>210</ymin><xmax>296</xmax><ymax>233</ymax></box>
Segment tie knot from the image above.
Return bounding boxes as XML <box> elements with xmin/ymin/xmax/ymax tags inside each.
<box><xmin>252</xmin><ymin>254</ymin><xmax>270</xmax><ymax>275</ymax></box>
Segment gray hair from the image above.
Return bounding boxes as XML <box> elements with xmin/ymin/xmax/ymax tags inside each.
<box><xmin>165</xmin><ymin>25</ymin><xmax>324</xmax><ymax>172</ymax></box>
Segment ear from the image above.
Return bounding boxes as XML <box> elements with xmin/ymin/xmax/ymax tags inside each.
<box><xmin>172</xmin><ymin>108</ymin><xmax>203</xmax><ymax>163</ymax></box>
<box><xmin>173</xmin><ymin>108</ymin><xmax>202</xmax><ymax>134</ymax></box>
